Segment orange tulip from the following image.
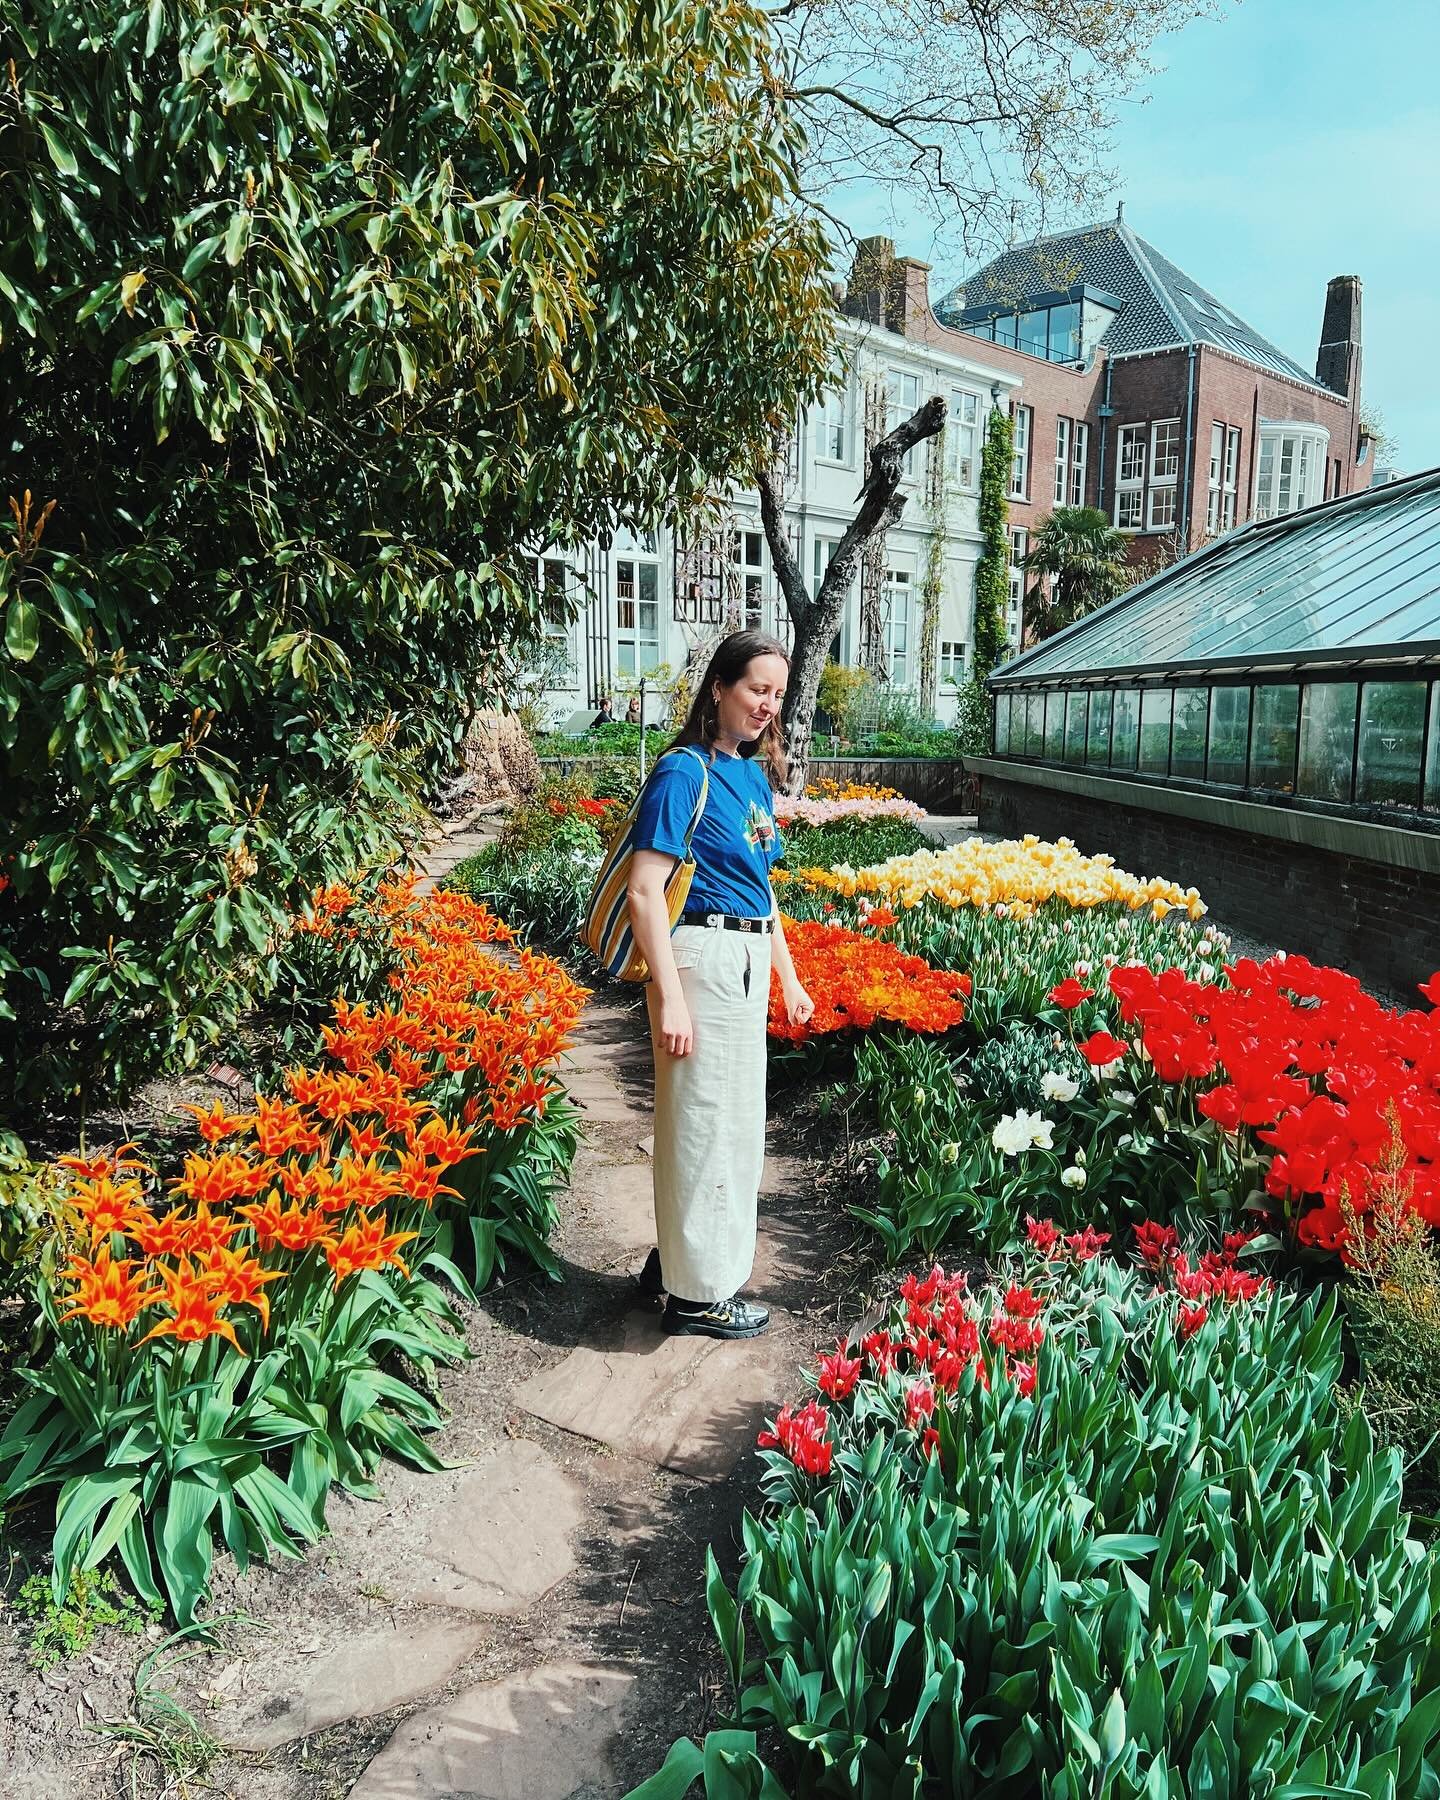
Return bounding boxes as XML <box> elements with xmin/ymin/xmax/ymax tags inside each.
<box><xmin>238</xmin><ymin>1195</ymin><xmax>336</xmax><ymax>1253</ymax></box>
<box><xmin>137</xmin><ymin>1260</ymin><xmax>242</xmax><ymax>1353</ymax></box>
<box><xmin>58</xmin><ymin>1244</ymin><xmax>151</xmax><ymax>1330</ymax></box>
<box><xmin>69</xmin><ymin>1174</ymin><xmax>148</xmax><ymax>1244</ymax></box>
<box><xmin>197</xmin><ymin>1246</ymin><xmax>284</xmax><ymax>1332</ymax></box>
<box><xmin>171</xmin><ymin>1151</ymin><xmax>275</xmax><ymax>1207</ymax></box>
<box><xmin>181</xmin><ymin>1100</ymin><xmax>257</xmax><ymax>1144</ymax></box>
<box><xmin>326</xmin><ymin>1216</ymin><xmax>420</xmax><ymax>1283</ymax></box>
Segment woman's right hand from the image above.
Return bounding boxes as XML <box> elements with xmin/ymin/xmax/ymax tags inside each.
<box><xmin>657</xmin><ymin>990</ymin><xmax>694</xmax><ymax>1058</ymax></box>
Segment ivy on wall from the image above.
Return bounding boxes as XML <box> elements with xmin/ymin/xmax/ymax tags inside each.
<box><xmin>972</xmin><ymin>408</ymin><xmax>1015</xmax><ymax>684</ymax></box>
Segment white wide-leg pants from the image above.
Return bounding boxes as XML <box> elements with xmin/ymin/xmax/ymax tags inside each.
<box><xmin>646</xmin><ymin>923</ymin><xmax>771</xmax><ymax>1304</ymax></box>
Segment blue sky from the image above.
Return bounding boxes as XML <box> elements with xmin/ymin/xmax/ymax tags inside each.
<box><xmin>847</xmin><ymin>0</ymin><xmax>1439</xmax><ymax>472</ymax></box>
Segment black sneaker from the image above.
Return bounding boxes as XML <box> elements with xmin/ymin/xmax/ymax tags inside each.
<box><xmin>637</xmin><ymin>1247</ymin><xmax>665</xmax><ymax>1300</ymax></box>
<box><xmin>663</xmin><ymin>1295</ymin><xmax>770</xmax><ymax>1340</ymax></box>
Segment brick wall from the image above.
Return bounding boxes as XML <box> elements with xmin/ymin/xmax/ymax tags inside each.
<box><xmin>979</xmin><ymin>774</ymin><xmax>1436</xmax><ymax>1003</ymax></box>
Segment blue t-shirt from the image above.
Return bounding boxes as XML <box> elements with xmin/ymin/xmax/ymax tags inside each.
<box><xmin>632</xmin><ymin>747</ymin><xmax>784</xmax><ymax>920</ymax></box>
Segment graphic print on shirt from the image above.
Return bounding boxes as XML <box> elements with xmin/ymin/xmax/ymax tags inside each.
<box><xmin>743</xmin><ymin>798</ymin><xmax>777</xmax><ymax>855</ymax></box>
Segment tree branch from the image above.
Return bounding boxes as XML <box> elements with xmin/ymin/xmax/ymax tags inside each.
<box><xmin>757</xmin><ymin>424</ymin><xmax>810</xmax><ymax>631</ymax></box>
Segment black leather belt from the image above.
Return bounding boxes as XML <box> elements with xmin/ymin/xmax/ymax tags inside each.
<box><xmin>680</xmin><ymin>911</ymin><xmax>775</xmax><ymax>935</ymax></box>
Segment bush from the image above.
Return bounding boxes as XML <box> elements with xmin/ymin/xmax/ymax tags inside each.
<box><xmin>817</xmin><ymin>662</ymin><xmax>873</xmax><ymax>738</ymax></box>
<box><xmin>0</xmin><ymin>0</ymin><xmax>831</xmax><ymax>1118</ymax></box>
<box><xmin>715</xmin><ymin>1255</ymin><xmax>1440</xmax><ymax>1797</ymax></box>
<box><xmin>449</xmin><ymin>840</ymin><xmax>604</xmax><ymax>955</ymax></box>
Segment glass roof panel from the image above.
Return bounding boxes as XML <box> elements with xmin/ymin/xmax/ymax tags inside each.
<box><xmin>995</xmin><ymin>472</ymin><xmax>1440</xmax><ymax>682</ymax></box>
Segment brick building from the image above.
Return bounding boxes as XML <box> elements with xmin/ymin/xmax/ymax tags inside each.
<box><xmin>845</xmin><ymin>211</ymin><xmax>1371</xmax><ymax>633</ymax></box>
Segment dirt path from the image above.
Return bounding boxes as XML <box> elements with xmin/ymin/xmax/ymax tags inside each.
<box><xmin>1</xmin><ymin>857</ymin><xmax>845</xmax><ymax>1798</ymax></box>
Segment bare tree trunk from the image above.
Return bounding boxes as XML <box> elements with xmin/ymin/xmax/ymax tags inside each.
<box><xmin>757</xmin><ymin>394</ymin><xmax>946</xmax><ymax>795</ymax></box>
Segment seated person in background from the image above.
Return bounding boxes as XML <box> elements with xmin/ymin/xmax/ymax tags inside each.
<box><xmin>590</xmin><ymin>696</ymin><xmax>615</xmax><ymax>728</ymax></box>
<box><xmin>626</xmin><ymin>695</ymin><xmax>642</xmax><ymax>725</ymax></box>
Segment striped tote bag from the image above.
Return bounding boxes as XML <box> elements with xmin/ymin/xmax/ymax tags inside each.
<box><xmin>581</xmin><ymin>749</ymin><xmax>709</xmax><ymax>982</ymax></box>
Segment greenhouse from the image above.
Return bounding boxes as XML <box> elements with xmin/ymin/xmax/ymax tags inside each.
<box><xmin>990</xmin><ymin>469</ymin><xmax>1440</xmax><ymax>826</ymax></box>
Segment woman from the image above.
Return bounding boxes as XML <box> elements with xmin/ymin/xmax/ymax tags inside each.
<box><xmin>625</xmin><ymin>695</ymin><xmax>642</xmax><ymax>726</ymax></box>
<box><xmin>626</xmin><ymin>632</ymin><xmax>814</xmax><ymax>1339</ymax></box>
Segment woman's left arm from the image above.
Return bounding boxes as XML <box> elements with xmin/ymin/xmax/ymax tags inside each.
<box><xmin>770</xmin><ymin>903</ymin><xmax>815</xmax><ymax>1029</ymax></box>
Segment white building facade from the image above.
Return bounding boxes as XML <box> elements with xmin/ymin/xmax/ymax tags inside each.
<box><xmin>535</xmin><ymin>317</ymin><xmax>1022</xmax><ymax>730</ymax></box>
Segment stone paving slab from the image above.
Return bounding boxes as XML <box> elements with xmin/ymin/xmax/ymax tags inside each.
<box><xmin>350</xmin><ymin>1660</ymin><xmax>635</xmax><ymax>1800</ymax></box>
<box><xmin>574</xmin><ymin>1160</ymin><xmax>655</xmax><ymax>1266</ymax></box>
<box><xmin>516</xmin><ymin>1309</ymin><xmax>801</xmax><ymax>1481</ymax></box>
<box><xmin>563</xmin><ymin>1064</ymin><xmax>636</xmax><ymax>1126</ymax></box>
<box><xmin>394</xmin><ymin>1439</ymin><xmax>583</xmax><ymax>1614</ymax></box>
<box><xmin>227</xmin><ymin>1618</ymin><xmax>484</xmax><ymax>1752</ymax></box>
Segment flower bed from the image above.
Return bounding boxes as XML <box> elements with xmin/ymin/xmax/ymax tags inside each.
<box><xmin>782</xmin><ymin>832</ymin><xmax>1206</xmax><ymax>921</ymax></box>
<box><xmin>0</xmin><ymin>880</ymin><xmax>586</xmax><ymax>1622</ymax></box>
<box><xmin>766</xmin><ymin>916</ymin><xmax>970</xmax><ymax>1043</ymax></box>
<box><xmin>698</xmin><ymin>1248</ymin><xmax>1440</xmax><ymax>1797</ymax></box>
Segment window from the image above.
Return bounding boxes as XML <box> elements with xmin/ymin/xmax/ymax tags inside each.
<box><xmin>995</xmin><ymin>692</ymin><xmax>1012</xmax><ymax>755</ymax></box>
<box><xmin>1070</xmin><ymin>423</ymin><xmax>1090</xmax><ymax>506</ymax></box>
<box><xmin>972</xmin><ymin>302</ymin><xmax>1079</xmax><ymax>361</ymax></box>
<box><xmin>1086</xmin><ymin>689</ymin><xmax>1112</xmax><ymax>764</ymax></box>
<box><xmin>1206</xmin><ymin>424</ymin><xmax>1242</xmax><ymax>533</ymax></box>
<box><xmin>1356</xmin><ymin>682</ymin><xmax>1427</xmax><ymax>808</ymax></box>
<box><xmin>1009</xmin><ymin>405</ymin><xmax>1032</xmax><ymax>499</ymax></box>
<box><xmin>1297</xmin><ymin>683</ymin><xmax>1358</xmax><ymax>801</ymax></box>
<box><xmin>1171</xmin><ymin>687</ymin><xmax>1209</xmax><ymax>778</ymax></box>
<box><xmin>1425</xmin><ymin>683</ymin><xmax>1440</xmax><ymax>810</ymax></box>
<box><xmin>1255</xmin><ymin>425</ymin><xmax>1327</xmax><ymax>520</ymax></box>
<box><xmin>1115</xmin><ymin>424</ymin><xmax>1146</xmax><ymax>529</ymax></box>
<box><xmin>615</xmin><ymin>558</ymin><xmax>660</xmax><ymax>674</ymax></box>
<box><xmin>816</xmin><ymin>385</ymin><xmax>848</xmax><ymax>463</ymax></box>
<box><xmin>1147</xmin><ymin>420</ymin><xmax>1180</xmax><ymax>531</ymax></box>
<box><xmin>884</xmin><ymin>566</ymin><xmax>913</xmax><ymax>687</ymax></box>
<box><xmin>887</xmin><ymin>369</ymin><xmax>923</xmax><ymax>476</ymax></box>
<box><xmin>733</xmin><ymin>528</ymin><xmax>767</xmax><ymax>630</ymax></box>
<box><xmin>1250</xmin><ymin>685</ymin><xmax>1300</xmax><ymax>791</ymax></box>
<box><xmin>948</xmin><ymin>390</ymin><xmax>981</xmax><ymax>486</ymax></box>
<box><xmin>1055</xmin><ymin>417</ymin><xmax>1071</xmax><ymax>505</ymax></box>
<box><xmin>939</xmin><ymin>640</ymin><xmax>966</xmax><ymax>686</ymax></box>
<box><xmin>1111</xmin><ymin>687</ymin><xmax>1139</xmax><ymax>769</ymax></box>
<box><xmin>1064</xmin><ymin>691</ymin><xmax>1088</xmax><ymax>764</ymax></box>
<box><xmin>1207</xmin><ymin>687</ymin><xmax>1250</xmax><ymax>784</ymax></box>
<box><xmin>1006</xmin><ymin>527</ymin><xmax>1028</xmax><ymax>645</ymax></box>
<box><xmin>1048</xmin><ymin>303</ymin><xmax>1080</xmax><ymax>362</ymax></box>
<box><xmin>1038</xmin><ymin>691</ymin><xmax>1061</xmax><ymax>760</ymax></box>
<box><xmin>1139</xmin><ymin>688</ymin><xmax>1172</xmax><ymax>773</ymax></box>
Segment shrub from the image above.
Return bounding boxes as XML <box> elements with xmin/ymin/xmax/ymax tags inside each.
<box><xmin>448</xmin><ymin>840</ymin><xmax>604</xmax><ymax>955</ymax></box>
<box><xmin>816</xmin><ymin>662</ymin><xmax>873</xmax><ymax>738</ymax></box>
<box><xmin>717</xmin><ymin>1255</ymin><xmax>1440</xmax><ymax>1797</ymax></box>
<box><xmin>0</xmin><ymin>0</ymin><xmax>831</xmax><ymax>1117</ymax></box>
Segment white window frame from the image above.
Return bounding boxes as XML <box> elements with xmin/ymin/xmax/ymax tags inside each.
<box><xmin>1146</xmin><ymin>419</ymin><xmax>1181</xmax><ymax>532</ymax></box>
<box><xmin>1009</xmin><ymin>404</ymin><xmax>1032</xmax><ymax>500</ymax></box>
<box><xmin>1222</xmin><ymin>427</ymin><xmax>1241</xmax><ymax>529</ymax></box>
<box><xmin>732</xmin><ymin>526</ymin><xmax>768</xmax><ymax>631</ymax></box>
<box><xmin>1207</xmin><ymin>424</ymin><xmax>1242</xmax><ymax>532</ymax></box>
<box><xmin>883</xmin><ymin>565</ymin><xmax>915</xmax><ymax>688</ymax></box>
<box><xmin>1255</xmin><ymin>423</ymin><xmax>1328</xmax><ymax>521</ymax></box>
<box><xmin>1006</xmin><ymin>527</ymin><xmax>1028</xmax><ymax>645</ymax></box>
<box><xmin>1115</xmin><ymin>424</ymin><xmax>1147</xmax><ymax>530</ymax></box>
<box><xmin>1054</xmin><ymin>416</ymin><xmax>1071</xmax><ymax>506</ymax></box>
<box><xmin>615</xmin><ymin>556</ymin><xmax>661</xmax><ymax>675</ymax></box>
<box><xmin>815</xmin><ymin>384</ymin><xmax>849</xmax><ymax>465</ymax></box>
<box><xmin>939</xmin><ymin>639</ymin><xmax>966</xmax><ymax>686</ymax></box>
<box><xmin>887</xmin><ymin>368</ymin><xmax>923</xmax><ymax>477</ymax></box>
<box><xmin>947</xmin><ymin>388</ymin><xmax>981</xmax><ymax>488</ymax></box>
<box><xmin>1070</xmin><ymin>422</ymin><xmax>1089</xmax><ymax>507</ymax></box>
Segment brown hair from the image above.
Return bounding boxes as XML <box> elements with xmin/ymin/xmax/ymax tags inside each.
<box><xmin>670</xmin><ymin>630</ymin><xmax>790</xmax><ymax>788</ymax></box>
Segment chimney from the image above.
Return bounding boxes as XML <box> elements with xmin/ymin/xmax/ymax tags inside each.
<box><xmin>1316</xmin><ymin>274</ymin><xmax>1362</xmax><ymax>400</ymax></box>
<box><xmin>843</xmin><ymin>236</ymin><xmax>932</xmax><ymax>339</ymax></box>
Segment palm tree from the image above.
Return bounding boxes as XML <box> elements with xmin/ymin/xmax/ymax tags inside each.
<box><xmin>1020</xmin><ymin>507</ymin><xmax>1131</xmax><ymax>645</ymax></box>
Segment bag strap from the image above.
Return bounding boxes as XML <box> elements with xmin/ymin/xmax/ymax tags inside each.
<box><xmin>675</xmin><ymin>747</ymin><xmax>710</xmax><ymax>858</ymax></box>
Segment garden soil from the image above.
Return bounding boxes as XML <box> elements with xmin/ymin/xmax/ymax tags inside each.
<box><xmin>0</xmin><ymin>975</ymin><xmax>867</xmax><ymax>1800</ymax></box>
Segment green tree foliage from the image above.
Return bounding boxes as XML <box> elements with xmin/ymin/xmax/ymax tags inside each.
<box><xmin>971</xmin><ymin>408</ymin><xmax>1013</xmax><ymax>683</ymax></box>
<box><xmin>0</xmin><ymin>0</ymin><xmax>833</xmax><ymax>1117</ymax></box>
<box><xmin>1021</xmin><ymin>505</ymin><xmax>1131</xmax><ymax>644</ymax></box>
